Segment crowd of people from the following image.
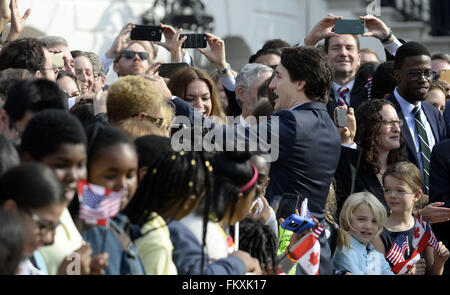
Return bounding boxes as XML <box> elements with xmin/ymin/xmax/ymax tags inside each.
<box><xmin>0</xmin><ymin>0</ymin><xmax>450</xmax><ymax>276</ymax></box>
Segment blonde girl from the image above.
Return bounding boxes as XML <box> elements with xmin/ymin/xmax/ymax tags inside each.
<box><xmin>332</xmin><ymin>192</ymin><xmax>393</xmax><ymax>275</ymax></box>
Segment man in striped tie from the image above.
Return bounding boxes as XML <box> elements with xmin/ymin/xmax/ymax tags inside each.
<box><xmin>300</xmin><ymin>14</ymin><xmax>404</xmax><ymax>118</ymax></box>
<box><xmin>385</xmin><ymin>42</ymin><xmax>447</xmax><ymax>194</ymax></box>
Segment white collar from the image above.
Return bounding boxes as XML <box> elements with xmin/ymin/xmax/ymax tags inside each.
<box><xmin>332</xmin><ymin>80</ymin><xmax>355</xmax><ymax>93</ymax></box>
<box><xmin>393</xmin><ymin>87</ymin><xmax>421</xmax><ymax>116</ymax></box>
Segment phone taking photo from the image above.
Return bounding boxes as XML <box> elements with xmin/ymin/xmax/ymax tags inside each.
<box><xmin>158</xmin><ymin>62</ymin><xmax>189</xmax><ymax>79</ymax></box>
<box><xmin>335</xmin><ymin>108</ymin><xmax>349</xmax><ymax>128</ymax></box>
<box><xmin>275</xmin><ymin>193</ymin><xmax>301</xmax><ymax>221</ymax></box>
<box><xmin>130</xmin><ymin>25</ymin><xmax>163</xmax><ymax>41</ymax></box>
<box><xmin>180</xmin><ymin>33</ymin><xmax>207</xmax><ymax>48</ymax></box>
<box><xmin>334</xmin><ymin>19</ymin><xmax>365</xmax><ymax>35</ymax></box>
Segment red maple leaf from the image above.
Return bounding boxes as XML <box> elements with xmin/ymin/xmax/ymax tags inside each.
<box><xmin>309</xmin><ymin>251</ymin><xmax>319</xmax><ymax>266</ymax></box>
<box><xmin>414</xmin><ymin>227</ymin><xmax>420</xmax><ymax>239</ymax></box>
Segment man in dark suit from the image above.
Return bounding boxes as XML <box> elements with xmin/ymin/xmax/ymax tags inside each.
<box><xmin>429</xmin><ymin>138</ymin><xmax>450</xmax><ymax>275</ymax></box>
<box><xmin>301</xmin><ymin>14</ymin><xmax>403</xmax><ymax>118</ymax></box>
<box><xmin>385</xmin><ymin>42</ymin><xmax>447</xmax><ymax>194</ymax></box>
<box><xmin>170</xmin><ymin>45</ymin><xmax>341</xmax><ymax>275</ymax></box>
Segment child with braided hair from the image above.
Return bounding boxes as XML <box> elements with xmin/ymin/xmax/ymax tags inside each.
<box><xmin>123</xmin><ymin>150</ymin><xmax>211</xmax><ymax>274</ymax></box>
<box><xmin>236</xmin><ymin>217</ymin><xmax>278</xmax><ymax>274</ymax></box>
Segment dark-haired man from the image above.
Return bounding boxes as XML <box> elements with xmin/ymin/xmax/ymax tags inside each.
<box><xmin>386</xmin><ymin>42</ymin><xmax>447</xmax><ymax>193</ymax></box>
<box><xmin>0</xmin><ymin>38</ymin><xmax>57</xmax><ymax>81</ymax></box>
<box><xmin>171</xmin><ymin>44</ymin><xmax>342</xmax><ymax>275</ymax></box>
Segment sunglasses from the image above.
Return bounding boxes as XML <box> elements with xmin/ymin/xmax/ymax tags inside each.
<box><xmin>122</xmin><ymin>50</ymin><xmax>150</xmax><ymax>61</ymax></box>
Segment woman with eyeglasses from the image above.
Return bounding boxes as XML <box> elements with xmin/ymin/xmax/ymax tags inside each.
<box><xmin>335</xmin><ymin>99</ymin><xmax>450</xmax><ymax>224</ymax></box>
<box><xmin>334</xmin><ymin>99</ymin><xmax>407</xmax><ymax>216</ymax></box>
<box><xmin>0</xmin><ymin>163</ymin><xmax>66</xmax><ymax>275</ymax></box>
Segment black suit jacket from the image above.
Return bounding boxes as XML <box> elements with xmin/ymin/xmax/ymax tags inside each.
<box><xmin>335</xmin><ymin>146</ymin><xmax>389</xmax><ymax>216</ymax></box>
<box><xmin>429</xmin><ymin>138</ymin><xmax>450</xmax><ymax>275</ymax></box>
<box><xmin>444</xmin><ymin>100</ymin><xmax>450</xmax><ymax>139</ymax></box>
<box><xmin>385</xmin><ymin>93</ymin><xmax>447</xmax><ymax>169</ymax></box>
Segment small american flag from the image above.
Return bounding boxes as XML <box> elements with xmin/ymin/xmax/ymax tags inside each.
<box><xmin>425</xmin><ymin>221</ymin><xmax>441</xmax><ymax>255</ymax></box>
<box><xmin>77</xmin><ymin>180</ymin><xmax>123</xmax><ymax>226</ymax></box>
<box><xmin>386</xmin><ymin>234</ymin><xmax>409</xmax><ymax>265</ymax></box>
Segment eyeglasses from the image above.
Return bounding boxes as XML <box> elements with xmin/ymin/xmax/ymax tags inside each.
<box><xmin>401</xmin><ymin>69</ymin><xmax>433</xmax><ymax>81</ymax></box>
<box><xmin>134</xmin><ymin>112</ymin><xmax>165</xmax><ymax>127</ymax></box>
<box><xmin>43</xmin><ymin>65</ymin><xmax>59</xmax><ymax>75</ymax></box>
<box><xmin>23</xmin><ymin>208</ymin><xmax>60</xmax><ymax>234</ymax></box>
<box><xmin>122</xmin><ymin>50</ymin><xmax>150</xmax><ymax>61</ymax></box>
<box><xmin>380</xmin><ymin>119</ymin><xmax>403</xmax><ymax>127</ymax></box>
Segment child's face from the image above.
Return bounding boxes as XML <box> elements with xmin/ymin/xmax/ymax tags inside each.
<box><xmin>87</xmin><ymin>144</ymin><xmax>138</xmax><ymax>210</ymax></box>
<box><xmin>383</xmin><ymin>175</ymin><xmax>419</xmax><ymax>214</ymax></box>
<box><xmin>349</xmin><ymin>204</ymin><xmax>379</xmax><ymax>246</ymax></box>
<box><xmin>19</xmin><ymin>203</ymin><xmax>65</xmax><ymax>255</ymax></box>
<box><xmin>40</xmin><ymin>143</ymin><xmax>87</xmax><ymax>203</ymax></box>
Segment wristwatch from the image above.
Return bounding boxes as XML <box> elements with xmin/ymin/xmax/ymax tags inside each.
<box><xmin>381</xmin><ymin>28</ymin><xmax>393</xmax><ymax>43</ymax></box>
<box><xmin>217</xmin><ymin>63</ymin><xmax>231</xmax><ymax>75</ymax></box>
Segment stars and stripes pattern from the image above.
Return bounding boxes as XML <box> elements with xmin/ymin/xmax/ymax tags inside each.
<box><xmin>77</xmin><ymin>180</ymin><xmax>123</xmax><ymax>226</ymax></box>
<box><xmin>412</xmin><ymin>106</ymin><xmax>431</xmax><ymax>194</ymax></box>
<box><xmin>425</xmin><ymin>221</ymin><xmax>441</xmax><ymax>255</ymax></box>
<box><xmin>385</xmin><ymin>234</ymin><xmax>409</xmax><ymax>265</ymax></box>
<box><xmin>337</xmin><ymin>87</ymin><xmax>349</xmax><ymax>106</ymax></box>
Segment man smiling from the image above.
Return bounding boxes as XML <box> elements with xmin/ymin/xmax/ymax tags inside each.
<box><xmin>386</xmin><ymin>42</ymin><xmax>447</xmax><ymax>193</ymax></box>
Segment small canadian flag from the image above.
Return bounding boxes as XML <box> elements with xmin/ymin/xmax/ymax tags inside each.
<box><xmin>290</xmin><ymin>224</ymin><xmax>325</xmax><ymax>275</ymax></box>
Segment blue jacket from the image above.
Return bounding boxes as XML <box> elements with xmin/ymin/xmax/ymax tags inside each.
<box><xmin>81</xmin><ymin>213</ymin><xmax>145</xmax><ymax>275</ymax></box>
<box><xmin>168</xmin><ymin>220</ymin><xmax>247</xmax><ymax>275</ymax></box>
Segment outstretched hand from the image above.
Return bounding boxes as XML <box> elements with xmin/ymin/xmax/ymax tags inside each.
<box><xmin>106</xmin><ymin>22</ymin><xmax>135</xmax><ymax>59</ymax></box>
<box><xmin>359</xmin><ymin>15</ymin><xmax>392</xmax><ymax>42</ymax></box>
<box><xmin>418</xmin><ymin>202</ymin><xmax>450</xmax><ymax>224</ymax></box>
<box><xmin>155</xmin><ymin>23</ymin><xmax>186</xmax><ymax>63</ymax></box>
<box><xmin>6</xmin><ymin>0</ymin><xmax>31</xmax><ymax>42</ymax></box>
<box><xmin>304</xmin><ymin>13</ymin><xmax>342</xmax><ymax>46</ymax></box>
<box><xmin>197</xmin><ymin>33</ymin><xmax>227</xmax><ymax>68</ymax></box>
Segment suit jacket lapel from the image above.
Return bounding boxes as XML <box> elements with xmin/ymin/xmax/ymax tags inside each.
<box><xmin>422</xmin><ymin>103</ymin><xmax>440</xmax><ymax>142</ymax></box>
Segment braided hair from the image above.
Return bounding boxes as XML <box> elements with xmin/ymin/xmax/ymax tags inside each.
<box><xmin>235</xmin><ymin>217</ymin><xmax>278</xmax><ymax>274</ymax></box>
<box><xmin>209</xmin><ymin>151</ymin><xmax>255</xmax><ymax>223</ymax></box>
<box><xmin>123</xmin><ymin>150</ymin><xmax>214</xmax><ymax>273</ymax></box>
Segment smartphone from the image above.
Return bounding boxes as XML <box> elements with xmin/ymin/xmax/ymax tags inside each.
<box><xmin>51</xmin><ymin>53</ymin><xmax>64</xmax><ymax>69</ymax></box>
<box><xmin>180</xmin><ymin>33</ymin><xmax>207</xmax><ymax>48</ymax></box>
<box><xmin>440</xmin><ymin>69</ymin><xmax>450</xmax><ymax>84</ymax></box>
<box><xmin>334</xmin><ymin>19</ymin><xmax>365</xmax><ymax>35</ymax></box>
<box><xmin>130</xmin><ymin>25</ymin><xmax>163</xmax><ymax>41</ymax></box>
<box><xmin>158</xmin><ymin>62</ymin><xmax>189</xmax><ymax>79</ymax></box>
<box><xmin>335</xmin><ymin>108</ymin><xmax>349</xmax><ymax>128</ymax></box>
<box><xmin>276</xmin><ymin>193</ymin><xmax>300</xmax><ymax>220</ymax></box>
<box><xmin>281</xmin><ymin>214</ymin><xmax>317</xmax><ymax>234</ymax></box>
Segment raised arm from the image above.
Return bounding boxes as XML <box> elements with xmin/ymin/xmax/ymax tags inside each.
<box><xmin>303</xmin><ymin>13</ymin><xmax>342</xmax><ymax>46</ymax></box>
<box><xmin>6</xmin><ymin>0</ymin><xmax>31</xmax><ymax>42</ymax></box>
